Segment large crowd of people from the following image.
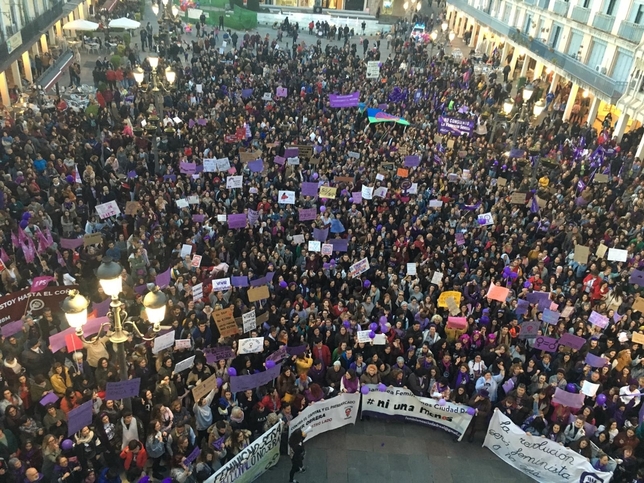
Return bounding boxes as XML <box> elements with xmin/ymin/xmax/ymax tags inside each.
<box><xmin>0</xmin><ymin>4</ymin><xmax>643</xmax><ymax>483</ymax></box>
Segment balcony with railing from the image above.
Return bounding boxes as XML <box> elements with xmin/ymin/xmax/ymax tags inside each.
<box><xmin>571</xmin><ymin>6</ymin><xmax>590</xmax><ymax>24</ymax></box>
<box><xmin>0</xmin><ymin>1</ymin><xmax>64</xmax><ymax>66</ymax></box>
<box><xmin>617</xmin><ymin>20</ymin><xmax>644</xmax><ymax>44</ymax></box>
<box><xmin>447</xmin><ymin>0</ymin><xmax>627</xmax><ymax>103</ymax></box>
<box><xmin>592</xmin><ymin>12</ymin><xmax>615</xmax><ymax>33</ymax></box>
<box><xmin>553</xmin><ymin>0</ymin><xmax>568</xmax><ymax>16</ymax></box>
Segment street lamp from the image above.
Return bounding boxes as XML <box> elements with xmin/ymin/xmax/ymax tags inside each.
<box><xmin>429</xmin><ymin>30</ymin><xmax>438</xmax><ymax>58</ymax></box>
<box><xmin>488</xmin><ymin>99</ymin><xmax>515</xmax><ymax>143</ymax></box>
<box><xmin>448</xmin><ymin>31</ymin><xmax>456</xmax><ymax>43</ymax></box>
<box><xmin>441</xmin><ymin>22</ymin><xmax>448</xmax><ymax>32</ymax></box>
<box><xmin>61</xmin><ymin>260</ymin><xmax>167</xmax><ymax>411</ymax></box>
<box><xmin>134</xmin><ymin>55</ymin><xmax>176</xmax><ymax>174</ymax></box>
<box><xmin>533</xmin><ymin>99</ymin><xmax>545</xmax><ymax>118</ymax></box>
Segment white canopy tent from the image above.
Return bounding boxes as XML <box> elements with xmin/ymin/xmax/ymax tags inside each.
<box><xmin>62</xmin><ymin>19</ymin><xmax>100</xmax><ymax>31</ymax></box>
<box><xmin>108</xmin><ymin>18</ymin><xmax>141</xmax><ymax>29</ymax></box>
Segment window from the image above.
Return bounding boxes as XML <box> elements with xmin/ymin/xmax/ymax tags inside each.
<box><xmin>582</xmin><ymin>0</ymin><xmax>590</xmax><ymax>7</ymax></box>
<box><xmin>634</xmin><ymin>4</ymin><xmax>644</xmax><ymax>24</ymax></box>
<box><xmin>605</xmin><ymin>0</ymin><xmax>616</xmax><ymax>16</ymax></box>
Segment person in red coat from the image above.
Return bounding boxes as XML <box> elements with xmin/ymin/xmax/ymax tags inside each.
<box><xmin>312</xmin><ymin>340</ymin><xmax>331</xmax><ymax>368</ymax></box>
<box><xmin>120</xmin><ymin>440</ymin><xmax>148</xmax><ymax>481</ymax></box>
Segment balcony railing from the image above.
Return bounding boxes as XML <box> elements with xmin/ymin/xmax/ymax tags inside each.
<box><xmin>617</xmin><ymin>20</ymin><xmax>644</xmax><ymax>43</ymax></box>
<box><xmin>592</xmin><ymin>12</ymin><xmax>615</xmax><ymax>33</ymax></box>
<box><xmin>570</xmin><ymin>6</ymin><xmax>590</xmax><ymax>24</ymax></box>
<box><xmin>553</xmin><ymin>0</ymin><xmax>568</xmax><ymax>16</ymax></box>
<box><xmin>447</xmin><ymin>0</ymin><xmax>627</xmax><ymax>103</ymax></box>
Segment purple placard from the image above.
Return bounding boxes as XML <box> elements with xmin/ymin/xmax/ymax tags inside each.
<box><xmin>526</xmin><ymin>291</ymin><xmax>550</xmax><ymax>304</ymax></box>
<box><xmin>248</xmin><ymin>159</ymin><xmax>264</xmax><ymax>173</ymax></box>
<box><xmin>533</xmin><ymin>336</ymin><xmax>559</xmax><ymax>352</ymax></box>
<box><xmin>299</xmin><ymin>208</ymin><xmax>317</xmax><ymax>221</ymax></box>
<box><xmin>60</xmin><ymin>238</ymin><xmax>84</xmax><ymax>250</ymax></box>
<box><xmin>203</xmin><ymin>346</ymin><xmax>236</xmax><ymax>364</ymax></box>
<box><xmin>537</xmin><ymin>298</ymin><xmax>553</xmax><ymax>311</ymax></box>
<box><xmin>49</xmin><ymin>327</ymin><xmax>76</xmax><ymax>353</ymax></box>
<box><xmin>329</xmin><ymin>91</ymin><xmax>360</xmax><ymax>108</ymax></box>
<box><xmin>313</xmin><ymin>228</ymin><xmax>329</xmax><ymax>242</ymax></box>
<box><xmin>455</xmin><ymin>233</ymin><xmax>465</xmax><ymax>246</ymax></box>
<box><xmin>227</xmin><ymin>213</ymin><xmax>247</xmax><ymax>229</ymax></box>
<box><xmin>180</xmin><ymin>162</ymin><xmax>197</xmax><ymax>175</ymax></box>
<box><xmin>437</xmin><ymin>116</ymin><xmax>475</xmax><ymax>137</ymax></box>
<box><xmin>351</xmin><ymin>192</ymin><xmax>362</xmax><ymax>204</ymax></box>
<box><xmin>502</xmin><ymin>379</ymin><xmax>515</xmax><ymax>394</ymax></box>
<box><xmin>241</xmin><ymin>88</ymin><xmax>253</xmax><ymax>99</ymax></box>
<box><xmin>163</xmin><ymin>174</ymin><xmax>177</xmax><ymax>182</ymax></box>
<box><xmin>184</xmin><ymin>447</ymin><xmax>201</xmax><ymax>465</ymax></box>
<box><xmin>276</xmin><ymin>87</ymin><xmax>288</xmax><ymax>98</ymax></box>
<box><xmin>193</xmin><ymin>214</ymin><xmax>206</xmax><ymax>223</ymax></box>
<box><xmin>558</xmin><ymin>333</ymin><xmax>586</xmax><ymax>350</ymax></box>
<box><xmin>301</xmin><ymin>182</ymin><xmax>319</xmax><ymax>197</ymax></box>
<box><xmin>518</xmin><ymin>320</ymin><xmax>540</xmax><ymax>339</ymax></box>
<box><xmin>284</xmin><ymin>147</ymin><xmax>299</xmax><ymax>157</ymax></box>
<box><xmin>589</xmin><ymin>311</ymin><xmax>608</xmax><ymax>328</ymax></box>
<box><xmin>40</xmin><ymin>392</ymin><xmax>59</xmax><ymax>406</ymax></box>
<box><xmin>105</xmin><ymin>378</ymin><xmax>141</xmax><ymax>400</ymax></box>
<box><xmin>250</xmin><ymin>276</ymin><xmax>267</xmax><ymax>287</ymax></box>
<box><xmin>134</xmin><ymin>284</ymin><xmax>148</xmax><ymax>295</ymax></box>
<box><xmin>629</xmin><ymin>269</ymin><xmax>644</xmax><ymax>285</ymax></box>
<box><xmin>286</xmin><ymin>345</ymin><xmax>307</xmax><ymax>356</ymax></box>
<box><xmin>585</xmin><ymin>353</ymin><xmax>609</xmax><ymax>368</ymax></box>
<box><xmin>230</xmin><ymin>363</ymin><xmax>282</xmax><ymax>393</ymax></box>
<box><xmin>93</xmin><ymin>298</ymin><xmax>112</xmax><ymax>317</ymax></box>
<box><xmin>542</xmin><ymin>309</ymin><xmax>560</xmax><ymax>325</ymax></box>
<box><xmin>329</xmin><ymin>238</ymin><xmax>349</xmax><ymax>252</ymax></box>
<box><xmin>84</xmin><ymin>317</ymin><xmax>109</xmax><ymax>336</ymax></box>
<box><xmin>156</xmin><ymin>268</ymin><xmax>172</xmax><ymax>289</ymax></box>
<box><xmin>1</xmin><ymin>320</ymin><xmax>23</xmax><ymax>338</ymax></box>
<box><xmin>404</xmin><ymin>155</ymin><xmax>421</xmax><ymax>167</ymax></box>
<box><xmin>553</xmin><ymin>388</ymin><xmax>585</xmax><ymax>408</ymax></box>
<box><xmin>67</xmin><ymin>400</ymin><xmax>93</xmax><ymax>436</ymax></box>
<box><xmin>274</xmin><ymin>156</ymin><xmax>286</xmax><ymax>166</ymax></box>
<box><xmin>231</xmin><ymin>276</ymin><xmax>249</xmax><ymax>288</ymax></box>
<box><xmin>515</xmin><ymin>299</ymin><xmax>530</xmax><ymax>315</ymax></box>
<box><xmin>127</xmin><ymin>170</ymin><xmax>137</xmax><ymax>179</ymax></box>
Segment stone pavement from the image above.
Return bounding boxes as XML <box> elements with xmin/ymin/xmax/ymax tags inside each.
<box><xmin>257</xmin><ymin>419</ymin><xmax>534</xmax><ymax>483</ymax></box>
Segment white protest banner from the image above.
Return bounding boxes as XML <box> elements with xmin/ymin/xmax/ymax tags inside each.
<box><xmin>366</xmin><ymin>61</ymin><xmax>380</xmax><ymax>79</ymax></box>
<box><xmin>477</xmin><ymin>212</ymin><xmax>494</xmax><ymax>226</ymax></box>
<box><xmin>242</xmin><ymin>311</ymin><xmax>257</xmax><ymax>333</ymax></box>
<box><xmin>349</xmin><ymin>257</ymin><xmax>369</xmax><ymax>277</ymax></box>
<box><xmin>289</xmin><ymin>393</ymin><xmax>360</xmax><ymax>441</ymax></box>
<box><xmin>203</xmin><ymin>159</ymin><xmax>216</xmax><ymax>172</ymax></box>
<box><xmin>205</xmin><ymin>422</ymin><xmax>282</xmax><ymax>483</ymax></box>
<box><xmin>308</xmin><ymin>241</ymin><xmax>321</xmax><ymax>252</ymax></box>
<box><xmin>176</xmin><ymin>199</ymin><xmax>189</xmax><ymax>209</ymax></box>
<box><xmin>193</xmin><ymin>282</ymin><xmax>203</xmax><ymax>302</ymax></box>
<box><xmin>357</xmin><ymin>330</ymin><xmax>372</xmax><ymax>343</ymax></box>
<box><xmin>215</xmin><ymin>158</ymin><xmax>231</xmax><ymax>172</ymax></box>
<box><xmin>180</xmin><ymin>244</ymin><xmax>192</xmax><ymax>257</ymax></box>
<box><xmin>95</xmin><ymin>201</ymin><xmax>121</xmax><ymax>219</ymax></box>
<box><xmin>212</xmin><ymin>278</ymin><xmax>231</xmax><ymax>292</ymax></box>
<box><xmin>175</xmin><ymin>339</ymin><xmax>192</xmax><ymax>350</ymax></box>
<box><xmin>174</xmin><ymin>355</ymin><xmax>195</xmax><ymax>374</ymax></box>
<box><xmin>361</xmin><ymin>186</ymin><xmax>374</xmax><ymax>200</ymax></box>
<box><xmin>292</xmin><ymin>234</ymin><xmax>305</xmax><ymax>244</ymax></box>
<box><xmin>152</xmin><ymin>330</ymin><xmax>175</xmax><ymax>354</ymax></box>
<box><xmin>407</xmin><ymin>263</ymin><xmax>417</xmax><ymax>276</ymax></box>
<box><xmin>431</xmin><ymin>271</ymin><xmax>443</xmax><ymax>284</ymax></box>
<box><xmin>374</xmin><ymin>187</ymin><xmax>388</xmax><ymax>198</ymax></box>
<box><xmin>362</xmin><ymin>388</ymin><xmax>473</xmax><ymax>441</ymax></box>
<box><xmin>226</xmin><ymin>176</ymin><xmax>243</xmax><ymax>189</ymax></box>
<box><xmin>278</xmin><ymin>190</ymin><xmax>296</xmax><ymax>204</ymax></box>
<box><xmin>483</xmin><ymin>410</ymin><xmax>613</xmax><ymax>483</ymax></box>
<box><xmin>238</xmin><ymin>337</ymin><xmax>264</xmax><ymax>354</ymax></box>
<box><xmin>187</xmin><ymin>196</ymin><xmax>199</xmax><ymax>205</ymax></box>
<box><xmin>607</xmin><ymin>248</ymin><xmax>628</xmax><ymax>262</ymax></box>
<box><xmin>321</xmin><ymin>244</ymin><xmax>333</xmax><ymax>256</ymax></box>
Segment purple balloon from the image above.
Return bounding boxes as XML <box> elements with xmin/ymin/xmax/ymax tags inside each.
<box><xmin>266</xmin><ymin>360</ymin><xmax>276</xmax><ymax>369</ymax></box>
<box><xmin>438</xmin><ymin>398</ymin><xmax>446</xmax><ymax>406</ymax></box>
<box><xmin>320</xmin><ymin>206</ymin><xmax>326</xmax><ymax>212</ymax></box>
<box><xmin>509</xmin><ymin>271</ymin><xmax>518</xmax><ymax>280</ymax></box>
<box><xmin>323</xmin><ymin>263</ymin><xmax>330</xmax><ymax>269</ymax></box>
<box><xmin>379</xmin><ymin>316</ymin><xmax>387</xmax><ymax>324</ymax></box>
<box><xmin>65</xmin><ymin>175</ymin><xmax>74</xmax><ymax>184</ymax></box>
<box><xmin>363</xmin><ymin>280</ymin><xmax>371</xmax><ymax>288</ymax></box>
<box><xmin>596</xmin><ymin>393</ymin><xmax>607</xmax><ymax>405</ymax></box>
<box><xmin>61</xmin><ymin>439</ymin><xmax>74</xmax><ymax>451</ymax></box>
<box><xmin>523</xmin><ymin>281</ymin><xmax>531</xmax><ymax>288</ymax></box>
<box><xmin>21</xmin><ymin>212</ymin><xmax>31</xmax><ymax>221</ymax></box>
<box><xmin>369</xmin><ymin>330</ymin><xmax>376</xmax><ymax>339</ymax></box>
<box><xmin>279</xmin><ymin>280</ymin><xmax>288</xmax><ymax>288</ymax></box>
<box><xmin>330</xmin><ymin>259</ymin><xmax>336</xmax><ymax>266</ymax></box>
<box><xmin>343</xmin><ymin>320</ymin><xmax>351</xmax><ymax>328</ymax></box>
<box><xmin>369</xmin><ymin>323</ymin><xmax>378</xmax><ymax>331</ymax></box>
<box><xmin>566</xmin><ymin>383</ymin><xmax>577</xmax><ymax>393</ymax></box>
<box><xmin>466</xmin><ymin>407</ymin><xmax>476</xmax><ymax>416</ymax></box>
<box><xmin>19</xmin><ymin>220</ymin><xmax>28</xmax><ymax>228</ymax></box>
<box><xmin>216</xmin><ymin>378</ymin><xmax>223</xmax><ymax>387</ymax></box>
<box><xmin>377</xmin><ymin>383</ymin><xmax>387</xmax><ymax>392</ymax></box>
<box><xmin>262</xmin><ymin>322</ymin><xmax>270</xmax><ymax>331</ymax></box>
<box><xmin>360</xmin><ymin>385</ymin><xmax>370</xmax><ymax>395</ymax></box>
<box><xmin>228</xmin><ymin>367</ymin><xmax>237</xmax><ymax>377</ymax></box>
<box><xmin>349</xmin><ymin>197</ymin><xmax>354</xmax><ymax>203</ymax></box>
<box><xmin>311</xmin><ymin>173</ymin><xmax>319</xmax><ymax>180</ymax></box>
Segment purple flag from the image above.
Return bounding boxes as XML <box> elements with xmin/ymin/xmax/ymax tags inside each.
<box><xmin>60</xmin><ymin>238</ymin><xmax>84</xmax><ymax>250</ymax></box>
<box><xmin>230</xmin><ymin>364</ymin><xmax>282</xmax><ymax>393</ymax></box>
<box><xmin>250</xmin><ymin>276</ymin><xmax>267</xmax><ymax>287</ymax></box>
<box><xmin>404</xmin><ymin>155</ymin><xmax>421</xmax><ymax>167</ymax></box>
<box><xmin>585</xmin><ymin>353</ymin><xmax>609</xmax><ymax>368</ymax></box>
<box><xmin>248</xmin><ymin>159</ymin><xmax>264</xmax><ymax>173</ymax></box>
<box><xmin>67</xmin><ymin>400</ymin><xmax>94</xmax><ymax>436</ymax></box>
<box><xmin>227</xmin><ymin>213</ymin><xmax>247</xmax><ymax>229</ymax></box>
<box><xmin>231</xmin><ymin>276</ymin><xmax>249</xmax><ymax>288</ymax></box>
<box><xmin>526</xmin><ymin>291</ymin><xmax>550</xmax><ymax>304</ymax></box>
<box><xmin>93</xmin><ymin>298</ymin><xmax>112</xmax><ymax>317</ymax></box>
<box><xmin>163</xmin><ymin>174</ymin><xmax>177</xmax><ymax>182</ymax></box>
<box><xmin>31</xmin><ymin>276</ymin><xmax>55</xmax><ymax>292</ymax></box>
<box><xmin>313</xmin><ymin>228</ymin><xmax>329</xmax><ymax>242</ymax></box>
<box><xmin>1</xmin><ymin>320</ymin><xmax>24</xmax><ymax>338</ymax></box>
<box><xmin>329</xmin><ymin>91</ymin><xmax>360</xmax><ymax>108</ymax></box>
<box><xmin>286</xmin><ymin>345</ymin><xmax>307</xmax><ymax>356</ymax></box>
<box><xmin>156</xmin><ymin>268</ymin><xmax>172</xmax><ymax>289</ymax></box>
<box><xmin>301</xmin><ymin>182</ymin><xmax>319</xmax><ymax>197</ymax></box>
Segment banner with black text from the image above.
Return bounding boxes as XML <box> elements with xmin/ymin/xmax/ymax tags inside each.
<box><xmin>289</xmin><ymin>392</ymin><xmax>360</xmax><ymax>441</ymax></box>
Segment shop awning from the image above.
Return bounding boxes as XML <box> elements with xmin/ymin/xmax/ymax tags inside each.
<box><xmin>37</xmin><ymin>50</ymin><xmax>74</xmax><ymax>90</ymax></box>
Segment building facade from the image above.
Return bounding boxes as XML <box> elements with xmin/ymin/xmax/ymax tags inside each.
<box><xmin>0</xmin><ymin>0</ymin><xmax>96</xmax><ymax>110</ymax></box>
<box><xmin>446</xmin><ymin>0</ymin><xmax>644</xmax><ymax>157</ymax></box>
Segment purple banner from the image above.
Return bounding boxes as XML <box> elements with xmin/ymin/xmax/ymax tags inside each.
<box><xmin>404</xmin><ymin>155</ymin><xmax>421</xmax><ymax>167</ymax></box>
<box><xmin>586</xmin><ymin>353</ymin><xmax>609</xmax><ymax>368</ymax></box>
<box><xmin>329</xmin><ymin>91</ymin><xmax>360</xmax><ymax>108</ymax></box>
<box><xmin>67</xmin><ymin>400</ymin><xmax>94</xmax><ymax>436</ymax></box>
<box><xmin>227</xmin><ymin>213</ymin><xmax>247</xmax><ymax>229</ymax></box>
<box><xmin>284</xmin><ymin>147</ymin><xmax>299</xmax><ymax>157</ymax></box>
<box><xmin>266</xmin><ymin>346</ymin><xmax>287</xmax><ymax>363</ymax></box>
<box><xmin>156</xmin><ymin>268</ymin><xmax>172</xmax><ymax>290</ymax></box>
<box><xmin>301</xmin><ymin>182</ymin><xmax>319</xmax><ymax>197</ymax></box>
<box><xmin>286</xmin><ymin>345</ymin><xmax>307</xmax><ymax>356</ymax></box>
<box><xmin>313</xmin><ymin>228</ymin><xmax>329</xmax><ymax>242</ymax></box>
<box><xmin>553</xmin><ymin>388</ymin><xmax>585</xmax><ymax>408</ymax></box>
<box><xmin>438</xmin><ymin>116</ymin><xmax>475</xmax><ymax>137</ymax></box>
<box><xmin>230</xmin><ymin>363</ymin><xmax>282</xmax><ymax>393</ymax></box>
<box><xmin>299</xmin><ymin>208</ymin><xmax>317</xmax><ymax>221</ymax></box>
<box><xmin>329</xmin><ymin>238</ymin><xmax>349</xmax><ymax>252</ymax></box>
<box><xmin>40</xmin><ymin>392</ymin><xmax>59</xmax><ymax>406</ymax></box>
<box><xmin>180</xmin><ymin>162</ymin><xmax>197</xmax><ymax>175</ymax></box>
<box><xmin>1</xmin><ymin>320</ymin><xmax>23</xmax><ymax>338</ymax></box>
<box><xmin>105</xmin><ymin>378</ymin><xmax>141</xmax><ymax>400</ymax></box>
<box><xmin>558</xmin><ymin>333</ymin><xmax>586</xmax><ymax>350</ymax></box>
<box><xmin>248</xmin><ymin>159</ymin><xmax>264</xmax><ymax>173</ymax></box>
<box><xmin>231</xmin><ymin>276</ymin><xmax>249</xmax><ymax>288</ymax></box>
<box><xmin>60</xmin><ymin>238</ymin><xmax>84</xmax><ymax>250</ymax></box>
